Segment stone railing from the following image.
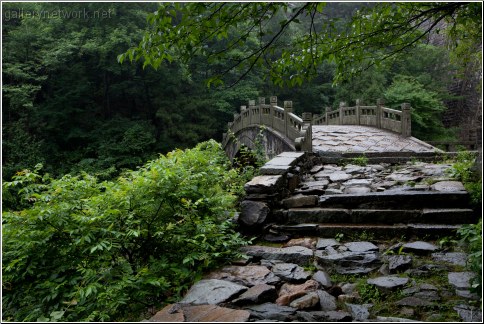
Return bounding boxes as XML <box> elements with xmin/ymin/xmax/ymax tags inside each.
<box><xmin>222</xmin><ymin>96</ymin><xmax>312</xmax><ymax>152</ymax></box>
<box><xmin>313</xmin><ymin>99</ymin><xmax>412</xmax><ymax>137</ymax></box>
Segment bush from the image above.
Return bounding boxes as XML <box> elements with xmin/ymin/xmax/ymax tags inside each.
<box><xmin>2</xmin><ymin>140</ymin><xmax>250</xmax><ymax>321</ymax></box>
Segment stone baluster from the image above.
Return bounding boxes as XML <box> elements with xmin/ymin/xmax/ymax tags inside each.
<box><xmin>257</xmin><ymin>97</ymin><xmax>265</xmax><ymax>125</ymax></box>
<box><xmin>302</xmin><ymin>112</ymin><xmax>313</xmax><ymax>152</ymax></box>
<box><xmin>284</xmin><ymin>100</ymin><xmax>293</xmax><ymax>137</ymax></box>
<box><xmin>325</xmin><ymin>107</ymin><xmax>330</xmax><ymax>125</ymax></box>
<box><xmin>401</xmin><ymin>102</ymin><xmax>411</xmax><ymax>137</ymax></box>
<box><xmin>339</xmin><ymin>102</ymin><xmax>345</xmax><ymax>125</ymax></box>
<box><xmin>356</xmin><ymin>99</ymin><xmax>361</xmax><ymax>125</ymax></box>
<box><xmin>376</xmin><ymin>98</ymin><xmax>383</xmax><ymax>129</ymax></box>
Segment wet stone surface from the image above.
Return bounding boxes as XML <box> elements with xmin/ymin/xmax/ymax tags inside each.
<box><xmin>148</xmin><ymin>237</ymin><xmax>478</xmax><ymax>322</ymax></box>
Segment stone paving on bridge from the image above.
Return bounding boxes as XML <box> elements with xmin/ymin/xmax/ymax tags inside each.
<box><xmin>312</xmin><ymin>125</ymin><xmax>439</xmax><ymax>153</ymax></box>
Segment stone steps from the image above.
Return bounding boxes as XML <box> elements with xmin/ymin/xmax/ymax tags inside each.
<box><xmin>279</xmin><ymin>207</ymin><xmax>476</xmax><ymax>225</ymax></box>
<box><xmin>283</xmin><ymin>191</ymin><xmax>471</xmax><ymax>210</ymax></box>
<box><xmin>269</xmin><ymin>223</ymin><xmax>463</xmax><ymax>239</ymax></box>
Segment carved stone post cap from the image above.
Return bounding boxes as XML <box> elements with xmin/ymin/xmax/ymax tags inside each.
<box><xmin>302</xmin><ymin>112</ymin><xmax>313</xmax><ymax>122</ymax></box>
<box><xmin>258</xmin><ymin>97</ymin><xmax>266</xmax><ymax>104</ymax></box>
<box><xmin>248</xmin><ymin>100</ymin><xmax>256</xmax><ymax>107</ymax></box>
<box><xmin>284</xmin><ymin>101</ymin><xmax>293</xmax><ymax>111</ymax></box>
<box><xmin>377</xmin><ymin>98</ymin><xmax>385</xmax><ymax>106</ymax></box>
<box><xmin>240</xmin><ymin>105</ymin><xmax>247</xmax><ymax>111</ymax></box>
<box><xmin>355</xmin><ymin>99</ymin><xmax>361</xmax><ymax>105</ymax></box>
<box><xmin>339</xmin><ymin>102</ymin><xmax>346</xmax><ymax>107</ymax></box>
<box><xmin>401</xmin><ymin>102</ymin><xmax>411</xmax><ymax>110</ymax></box>
<box><xmin>270</xmin><ymin>96</ymin><xmax>277</xmax><ymax>105</ymax></box>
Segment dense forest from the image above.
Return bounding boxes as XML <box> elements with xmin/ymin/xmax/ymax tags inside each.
<box><xmin>2</xmin><ymin>2</ymin><xmax>482</xmax><ymax>322</ymax></box>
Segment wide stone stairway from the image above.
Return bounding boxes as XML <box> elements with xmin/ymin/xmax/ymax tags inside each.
<box><xmin>241</xmin><ymin>152</ymin><xmax>477</xmax><ymax>240</ymax></box>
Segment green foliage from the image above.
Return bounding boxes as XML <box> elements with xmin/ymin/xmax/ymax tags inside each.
<box><xmin>384</xmin><ymin>75</ymin><xmax>454</xmax><ymax>141</ymax></box>
<box><xmin>347</xmin><ymin>155</ymin><xmax>369</xmax><ymax>167</ymax></box>
<box><xmin>457</xmin><ymin>218</ymin><xmax>482</xmax><ymax>298</ymax></box>
<box><xmin>446</xmin><ymin>151</ymin><xmax>482</xmax><ymax>205</ymax></box>
<box><xmin>357</xmin><ymin>281</ymin><xmax>383</xmax><ymax>304</ymax></box>
<box><xmin>2</xmin><ymin>140</ymin><xmax>251</xmax><ymax>321</ymax></box>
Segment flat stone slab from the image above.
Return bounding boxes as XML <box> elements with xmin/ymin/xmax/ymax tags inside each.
<box><xmin>241</xmin><ymin>246</ymin><xmax>313</xmax><ymax>264</ymax></box>
<box><xmin>244</xmin><ymin>175</ymin><xmax>283</xmax><ymax>194</ymax></box>
<box><xmin>181</xmin><ymin>279</ymin><xmax>247</xmax><ymax>305</ymax></box>
<box><xmin>431</xmin><ymin>181</ymin><xmax>466</xmax><ymax>192</ymax></box>
<box><xmin>344</xmin><ymin>241</ymin><xmax>379</xmax><ymax>252</ymax></box>
<box><xmin>312</xmin><ymin>270</ymin><xmax>332</xmax><ymax>288</ymax></box>
<box><xmin>206</xmin><ymin>265</ymin><xmax>280</xmax><ymax>287</ymax></box>
<box><xmin>149</xmin><ymin>304</ymin><xmax>251</xmax><ymax>322</ymax></box>
<box><xmin>245</xmin><ymin>303</ymin><xmax>297</xmax><ymax>321</ymax></box>
<box><xmin>271</xmin><ymin>263</ymin><xmax>312</xmax><ymax>282</ymax></box>
<box><xmin>402</xmin><ymin>241</ymin><xmax>438</xmax><ymax>254</ymax></box>
<box><xmin>367</xmin><ymin>276</ymin><xmax>409</xmax><ymax>292</ymax></box>
<box><xmin>432</xmin><ymin>252</ymin><xmax>467</xmax><ymax>266</ymax></box>
<box><xmin>448</xmin><ymin>272</ymin><xmax>475</xmax><ymax>290</ymax></box>
<box><xmin>316</xmin><ymin>238</ymin><xmax>340</xmax><ymax>249</ymax></box>
<box><xmin>232</xmin><ymin>284</ymin><xmax>277</xmax><ymax>306</ymax></box>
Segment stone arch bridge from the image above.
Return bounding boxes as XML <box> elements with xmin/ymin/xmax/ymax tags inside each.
<box><xmin>222</xmin><ymin>96</ymin><xmax>439</xmax><ymax>161</ymax></box>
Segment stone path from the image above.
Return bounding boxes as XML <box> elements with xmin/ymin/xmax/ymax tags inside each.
<box><xmin>147</xmin><ymin>238</ymin><xmax>481</xmax><ymax>322</ymax></box>
<box><xmin>312</xmin><ymin>125</ymin><xmax>440</xmax><ymax>153</ymax></box>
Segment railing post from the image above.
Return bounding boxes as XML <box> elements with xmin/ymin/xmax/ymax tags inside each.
<box><xmin>355</xmin><ymin>99</ymin><xmax>361</xmax><ymax>125</ymax></box>
<box><xmin>284</xmin><ymin>100</ymin><xmax>292</xmax><ymax>137</ymax></box>
<box><xmin>376</xmin><ymin>98</ymin><xmax>383</xmax><ymax>129</ymax></box>
<box><xmin>269</xmin><ymin>96</ymin><xmax>276</xmax><ymax>129</ymax></box>
<box><xmin>325</xmin><ymin>107</ymin><xmax>330</xmax><ymax>125</ymax></box>
<box><xmin>257</xmin><ymin>97</ymin><xmax>265</xmax><ymax>126</ymax></box>
<box><xmin>401</xmin><ymin>102</ymin><xmax>411</xmax><ymax>137</ymax></box>
<box><xmin>339</xmin><ymin>102</ymin><xmax>345</xmax><ymax>125</ymax></box>
<box><xmin>302</xmin><ymin>112</ymin><xmax>313</xmax><ymax>152</ymax></box>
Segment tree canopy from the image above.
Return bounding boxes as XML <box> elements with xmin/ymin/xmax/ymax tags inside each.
<box><xmin>121</xmin><ymin>1</ymin><xmax>481</xmax><ymax>87</ymax></box>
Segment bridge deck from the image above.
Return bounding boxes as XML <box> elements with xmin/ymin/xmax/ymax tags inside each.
<box><xmin>312</xmin><ymin>125</ymin><xmax>439</xmax><ymax>153</ymax></box>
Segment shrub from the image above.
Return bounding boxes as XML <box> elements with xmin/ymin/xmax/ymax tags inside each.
<box><xmin>2</xmin><ymin>140</ymin><xmax>250</xmax><ymax>321</ymax></box>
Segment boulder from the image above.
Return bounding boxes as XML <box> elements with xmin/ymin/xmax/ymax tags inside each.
<box><xmin>239</xmin><ymin>201</ymin><xmax>269</xmax><ymax>226</ymax></box>
<box><xmin>276</xmin><ymin>280</ymin><xmax>319</xmax><ymax>306</ymax></box>
<box><xmin>232</xmin><ymin>284</ymin><xmax>277</xmax><ymax>306</ymax></box>
<box><xmin>317</xmin><ymin>290</ymin><xmax>337</xmax><ymax>311</ymax></box>
<box><xmin>245</xmin><ymin>303</ymin><xmax>296</xmax><ymax>321</ymax></box>
<box><xmin>181</xmin><ymin>279</ymin><xmax>247</xmax><ymax>305</ymax></box>
<box><xmin>312</xmin><ymin>270</ymin><xmax>332</xmax><ymax>288</ymax></box>
<box><xmin>387</xmin><ymin>255</ymin><xmax>413</xmax><ymax>273</ymax></box>
<box><xmin>244</xmin><ymin>175</ymin><xmax>283</xmax><ymax>194</ymax></box>
<box><xmin>289</xmin><ymin>291</ymin><xmax>320</xmax><ymax>309</ymax></box>
<box><xmin>346</xmin><ymin>303</ymin><xmax>372</xmax><ymax>321</ymax></box>
<box><xmin>271</xmin><ymin>263</ymin><xmax>312</xmax><ymax>282</ymax></box>
<box><xmin>206</xmin><ymin>265</ymin><xmax>280</xmax><ymax>287</ymax></box>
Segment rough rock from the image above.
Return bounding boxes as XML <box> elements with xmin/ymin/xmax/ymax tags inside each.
<box><xmin>283</xmin><ymin>237</ymin><xmax>316</xmax><ymax>250</ymax></box>
<box><xmin>367</xmin><ymin>276</ymin><xmax>409</xmax><ymax>293</ymax></box>
<box><xmin>206</xmin><ymin>265</ymin><xmax>280</xmax><ymax>287</ymax></box>
<box><xmin>344</xmin><ymin>241</ymin><xmax>379</xmax><ymax>252</ymax></box>
<box><xmin>317</xmin><ymin>290</ymin><xmax>337</xmax><ymax>311</ymax></box>
<box><xmin>454</xmin><ymin>304</ymin><xmax>483</xmax><ymax>322</ymax></box>
<box><xmin>376</xmin><ymin>316</ymin><xmax>419</xmax><ymax>322</ymax></box>
<box><xmin>387</xmin><ymin>255</ymin><xmax>413</xmax><ymax>273</ymax></box>
<box><xmin>448</xmin><ymin>272</ymin><xmax>475</xmax><ymax>290</ymax></box>
<box><xmin>329</xmin><ymin>171</ymin><xmax>352</xmax><ymax>182</ymax></box>
<box><xmin>241</xmin><ymin>246</ymin><xmax>313</xmax><ymax>264</ymax></box>
<box><xmin>271</xmin><ymin>263</ymin><xmax>312</xmax><ymax>282</ymax></box>
<box><xmin>239</xmin><ymin>201</ymin><xmax>269</xmax><ymax>226</ymax></box>
<box><xmin>346</xmin><ymin>303</ymin><xmax>372</xmax><ymax>321</ymax></box>
<box><xmin>315</xmin><ymin>250</ymin><xmax>381</xmax><ymax>274</ymax></box>
<box><xmin>232</xmin><ymin>284</ymin><xmax>277</xmax><ymax>306</ymax></box>
<box><xmin>289</xmin><ymin>291</ymin><xmax>319</xmax><ymax>309</ymax></box>
<box><xmin>432</xmin><ymin>252</ymin><xmax>467</xmax><ymax>266</ymax></box>
<box><xmin>431</xmin><ymin>181</ymin><xmax>466</xmax><ymax>192</ymax></box>
<box><xmin>276</xmin><ymin>280</ymin><xmax>319</xmax><ymax>306</ymax></box>
<box><xmin>181</xmin><ymin>279</ymin><xmax>247</xmax><ymax>305</ymax></box>
<box><xmin>245</xmin><ymin>303</ymin><xmax>297</xmax><ymax>321</ymax></box>
<box><xmin>312</xmin><ymin>270</ymin><xmax>332</xmax><ymax>288</ymax></box>
<box><xmin>316</xmin><ymin>238</ymin><xmax>340</xmax><ymax>249</ymax></box>
<box><xmin>309</xmin><ymin>310</ymin><xmax>352</xmax><ymax>322</ymax></box>
<box><xmin>395</xmin><ymin>296</ymin><xmax>433</xmax><ymax>307</ymax></box>
<box><xmin>402</xmin><ymin>241</ymin><xmax>438</xmax><ymax>254</ymax></box>
<box><xmin>244</xmin><ymin>175</ymin><xmax>283</xmax><ymax>194</ymax></box>
<box><xmin>282</xmin><ymin>195</ymin><xmax>318</xmax><ymax>209</ymax></box>
<box><xmin>344</xmin><ymin>186</ymin><xmax>372</xmax><ymax>194</ymax></box>
<box><xmin>149</xmin><ymin>304</ymin><xmax>251</xmax><ymax>322</ymax></box>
